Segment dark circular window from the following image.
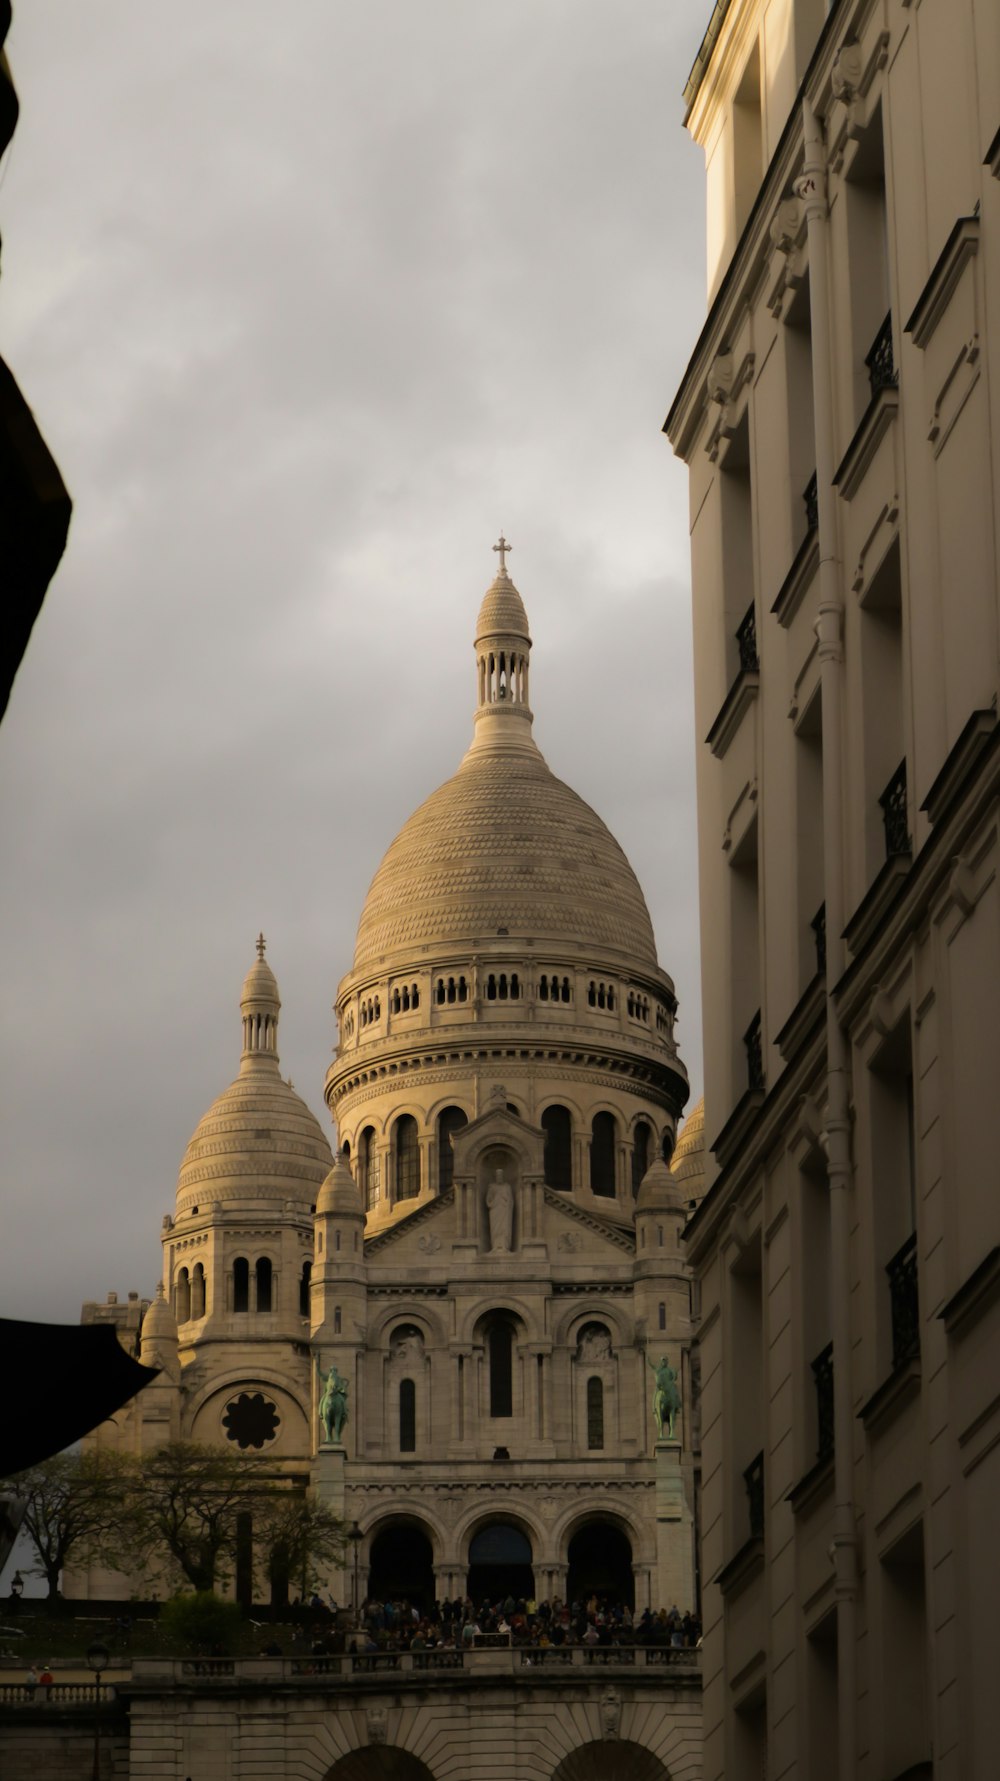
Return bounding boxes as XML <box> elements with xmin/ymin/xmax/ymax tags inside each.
<box><xmin>222</xmin><ymin>1392</ymin><xmax>280</xmax><ymax>1450</ymax></box>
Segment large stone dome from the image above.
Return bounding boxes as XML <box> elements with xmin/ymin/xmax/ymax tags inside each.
<box><xmin>175</xmin><ymin>939</ymin><xmax>334</xmax><ymax>1216</ymax></box>
<box><xmin>352</xmin><ymin>746</ymin><xmax>659</xmax><ymax>972</ymax></box>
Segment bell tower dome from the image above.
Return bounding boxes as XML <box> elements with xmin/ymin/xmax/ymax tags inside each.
<box><xmin>470</xmin><ymin>534</ymin><xmax>535</xmax><ymax>755</ymax></box>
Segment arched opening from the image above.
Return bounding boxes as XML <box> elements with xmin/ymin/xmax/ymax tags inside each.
<box><xmin>233</xmin><ymin>1256</ymin><xmax>249</xmax><ymax>1314</ymax></box>
<box><xmin>190</xmin><ymin>1262</ymin><xmax>206</xmax><ymax>1320</ymax></box>
<box><xmin>360</xmin><ymin>1126</ymin><xmax>379</xmax><ymax>1210</ymax></box>
<box><xmin>586</xmin><ymin>1376</ymin><xmax>604</xmax><ymax>1450</ymax></box>
<box><xmin>437</xmin><ymin>1105</ymin><xmax>468</xmax><ymax>1192</ymax></box>
<box><xmin>566</xmin><ymin>1520</ymin><xmax>634</xmax><ymax>1608</ymax></box>
<box><xmin>467</xmin><ymin>1521</ymin><xmax>534</xmax><ymax>1606</ymax></box>
<box><xmin>631</xmin><ymin>1121</ymin><xmax>651</xmax><ymax>1196</ymax></box>
<box><xmin>174</xmin><ymin>1267</ymin><xmax>191</xmax><ymax>1324</ymax></box>
<box><xmin>324</xmin><ymin>1749</ymin><xmax>437</xmax><ymax>1780</ymax></box>
<box><xmin>394</xmin><ymin>1114</ymin><xmax>420</xmax><ymax>1201</ymax></box>
<box><xmin>661</xmin><ymin>1126</ymin><xmax>675</xmax><ymax>1164</ymax></box>
<box><xmin>590</xmin><ymin>1112</ymin><xmax>617</xmax><ymax>1197</ymax></box>
<box><xmin>542</xmin><ymin>1104</ymin><xmax>573</xmax><ymax>1190</ymax></box>
<box><xmin>256</xmin><ymin>1256</ymin><xmax>273</xmax><ymax>1313</ymax></box>
<box><xmin>367</xmin><ymin>1521</ymin><xmax>435</xmax><ymax>1611</ymax></box>
<box><xmin>550</xmin><ymin>1741</ymin><xmax>670</xmax><ymax>1781</ymax></box>
<box><xmin>488</xmin><ymin>1320</ymin><xmax>514</xmax><ymax>1418</ymax></box>
<box><xmin>299</xmin><ymin>1260</ymin><xmax>312</xmax><ymax>1316</ymax></box>
<box><xmin>399</xmin><ymin>1378</ymin><xmax>416</xmax><ymax>1453</ymax></box>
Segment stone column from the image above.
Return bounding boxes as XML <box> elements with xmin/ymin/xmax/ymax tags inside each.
<box><xmin>654</xmin><ymin>1438</ymin><xmax>695</xmax><ymax>1611</ymax></box>
<box><xmin>313</xmin><ymin>1446</ymin><xmax>348</xmax><ymax>1602</ymax></box>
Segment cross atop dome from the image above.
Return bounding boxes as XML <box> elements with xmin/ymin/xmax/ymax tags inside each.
<box><xmin>493</xmin><ymin>533</ymin><xmax>512</xmax><ymax>575</ymax></box>
<box><xmin>256</xmin><ymin>931</ymin><xmax>266</xmax><ymax>960</ymax></box>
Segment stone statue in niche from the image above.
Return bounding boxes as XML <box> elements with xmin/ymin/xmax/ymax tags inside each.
<box><xmin>486</xmin><ymin>1168</ymin><xmax>514</xmax><ymax>1252</ymax></box>
<box><xmin>577</xmin><ymin>1324</ymin><xmax>612</xmax><ymax>1362</ymax></box>
<box><xmin>390</xmin><ymin>1325</ymin><xmax>424</xmax><ymax>1366</ymax></box>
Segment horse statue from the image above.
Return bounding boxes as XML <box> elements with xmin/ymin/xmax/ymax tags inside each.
<box><xmin>649</xmin><ymin>1354</ymin><xmax>681</xmax><ymax>1442</ymax></box>
<box><xmin>318</xmin><ymin>1363</ymin><xmax>350</xmax><ymax>1445</ymax></box>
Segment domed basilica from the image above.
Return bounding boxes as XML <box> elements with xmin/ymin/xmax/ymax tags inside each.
<box><xmin>76</xmin><ymin>546</ymin><xmax>704</xmax><ymax>1613</ymax></box>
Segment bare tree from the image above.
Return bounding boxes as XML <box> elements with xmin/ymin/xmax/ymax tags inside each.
<box><xmin>13</xmin><ymin>1450</ymin><xmax>132</xmax><ymax>1597</ymax></box>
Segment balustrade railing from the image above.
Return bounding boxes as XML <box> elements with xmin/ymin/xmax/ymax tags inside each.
<box><xmin>812</xmin><ymin>1341</ymin><xmax>835</xmax><ymax>1464</ymax></box>
<box><xmin>879</xmin><ymin>759</ymin><xmax>910</xmax><ymax>859</ymax></box>
<box><xmin>866</xmin><ymin>311</ymin><xmax>898</xmax><ymax>397</ymax></box>
<box><xmin>887</xmin><ymin>1231</ymin><xmax>920</xmax><ymax>1367</ymax></box>
<box><xmin>744</xmin><ymin>1449</ymin><xmax>765</xmax><ymax>1540</ymax></box>
<box><xmin>803</xmin><ymin>471</ymin><xmax>818</xmax><ymax>534</ymax></box>
<box><xmin>744</xmin><ymin>1009</ymin><xmax>764</xmax><ymax>1094</ymax></box>
<box><xmin>736</xmin><ymin>602</ymin><xmax>759</xmax><ymax>673</ymax></box>
<box><xmin>811</xmin><ymin>902</ymin><xmax>827</xmax><ymax>976</ymax></box>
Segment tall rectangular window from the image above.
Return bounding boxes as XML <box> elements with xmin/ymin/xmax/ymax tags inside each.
<box><xmin>859</xmin><ymin>539</ymin><xmax>907</xmax><ymax>882</ymax></box>
<box><xmin>586</xmin><ymin>1376</ymin><xmax>605</xmax><ymax>1451</ymax></box>
<box><xmin>795</xmin><ymin>687</ymin><xmax>825</xmax><ymax>991</ymax></box>
<box><xmin>845</xmin><ymin>104</ymin><xmax>892</xmax><ymax>427</ymax></box>
<box><xmin>869</xmin><ymin>1015</ymin><xmax>918</xmax><ymax>1374</ymax></box>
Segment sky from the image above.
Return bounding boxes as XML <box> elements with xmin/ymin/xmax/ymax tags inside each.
<box><xmin>0</xmin><ymin>3</ymin><xmax>709</xmax><ymax>1326</ymax></box>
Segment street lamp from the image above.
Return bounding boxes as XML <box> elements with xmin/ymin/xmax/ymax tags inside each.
<box><xmin>86</xmin><ymin>1640</ymin><xmax>110</xmax><ymax>1781</ymax></box>
<box><xmin>9</xmin><ymin>1570</ymin><xmax>23</xmax><ymax>1603</ymax></box>
<box><xmin>348</xmin><ymin>1521</ymin><xmax>363</xmax><ymax>1622</ymax></box>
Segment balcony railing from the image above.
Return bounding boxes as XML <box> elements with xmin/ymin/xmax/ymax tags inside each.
<box><xmin>812</xmin><ymin>1341</ymin><xmax>834</xmax><ymax>1464</ymax></box>
<box><xmin>811</xmin><ymin>902</ymin><xmax>827</xmax><ymax>976</ymax></box>
<box><xmin>803</xmin><ymin>470</ymin><xmax>818</xmax><ymax>534</ymax></box>
<box><xmin>879</xmin><ymin>759</ymin><xmax>911</xmax><ymax>858</ymax></box>
<box><xmin>736</xmin><ymin>602</ymin><xmax>759</xmax><ymax>673</ymax></box>
<box><xmin>866</xmin><ymin>311</ymin><xmax>898</xmax><ymax>397</ymax></box>
<box><xmin>744</xmin><ymin>1450</ymin><xmax>765</xmax><ymax>1540</ymax></box>
<box><xmin>887</xmin><ymin>1231</ymin><xmax>920</xmax><ymax>1368</ymax></box>
<box><xmin>744</xmin><ymin>1009</ymin><xmax>764</xmax><ymax>1093</ymax></box>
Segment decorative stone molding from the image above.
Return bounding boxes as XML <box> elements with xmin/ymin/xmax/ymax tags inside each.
<box><xmin>704</xmin><ymin>351</ymin><xmax>755</xmax><ymax>463</ymax></box>
<box><xmin>599</xmin><ymin>1686</ymin><xmax>622</xmax><ymax>1739</ymax></box>
<box><xmin>366</xmin><ymin>1705</ymin><xmax>388</xmax><ymax>1745</ymax></box>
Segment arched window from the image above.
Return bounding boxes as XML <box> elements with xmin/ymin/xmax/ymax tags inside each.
<box><xmin>539</xmin><ymin>976</ymin><xmax>550</xmax><ymax>1001</ymax></box>
<box><xmin>631</xmin><ymin>1121</ymin><xmax>651</xmax><ymax>1197</ymax></box>
<box><xmin>661</xmin><ymin>1127</ymin><xmax>675</xmax><ymax>1165</ymax></box>
<box><xmin>395</xmin><ymin>1115</ymin><xmax>420</xmax><ymax>1201</ymax></box>
<box><xmin>542</xmin><ymin>1105</ymin><xmax>573</xmax><ymax>1190</ymax></box>
<box><xmin>191</xmin><ymin>1262</ymin><xmax>206</xmax><ymax>1320</ymax></box>
<box><xmin>590</xmin><ymin>1112</ymin><xmax>617</xmax><ymax>1197</ymax></box>
<box><xmin>360</xmin><ymin>1126</ymin><xmax>379</xmax><ymax>1210</ymax></box>
<box><xmin>233</xmin><ymin>1256</ymin><xmax>249</xmax><ymax>1314</ymax></box>
<box><xmin>411</xmin><ymin>984</ymin><xmax>420</xmax><ymax>1010</ymax></box>
<box><xmin>458</xmin><ymin>976</ymin><xmax>468</xmax><ymax>1002</ymax></box>
<box><xmin>175</xmin><ymin>1267</ymin><xmax>191</xmax><ymax>1324</ymax></box>
<box><xmin>399</xmin><ymin>1378</ymin><xmax>416</xmax><ymax>1452</ymax></box>
<box><xmin>561</xmin><ymin>977</ymin><xmax>571</xmax><ymax>1003</ymax></box>
<box><xmin>587</xmin><ymin>1376</ymin><xmax>604</xmax><ymax>1450</ymax></box>
<box><xmin>300</xmin><ymin>1260</ymin><xmax>312</xmax><ymax>1317</ymax></box>
<box><xmin>489</xmin><ymin>1321</ymin><xmax>514</xmax><ymax>1418</ymax></box>
<box><xmin>437</xmin><ymin>1106</ymin><xmax>468</xmax><ymax>1192</ymax></box>
<box><xmin>658</xmin><ymin>1301</ymin><xmax>666</xmax><ymax>1331</ymax></box>
<box><xmin>487</xmin><ymin>974</ymin><xmax>497</xmax><ymax>1000</ymax></box>
<box><xmin>435</xmin><ymin>978</ymin><xmax>445</xmax><ymax>1005</ymax></box>
<box><xmin>256</xmin><ymin>1256</ymin><xmax>273</xmax><ymax>1313</ymax></box>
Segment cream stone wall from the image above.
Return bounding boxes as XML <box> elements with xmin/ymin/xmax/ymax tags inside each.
<box><xmin>669</xmin><ymin>1</ymin><xmax>1000</xmax><ymax>1776</ymax></box>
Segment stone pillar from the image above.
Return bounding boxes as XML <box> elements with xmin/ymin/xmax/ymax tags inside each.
<box><xmin>313</xmin><ymin>1445</ymin><xmax>348</xmax><ymax>1602</ymax></box>
<box><xmin>654</xmin><ymin>1438</ymin><xmax>695</xmax><ymax>1611</ymax></box>
<box><xmin>632</xmin><ymin>1560</ymin><xmax>654</xmax><ymax>1614</ymax></box>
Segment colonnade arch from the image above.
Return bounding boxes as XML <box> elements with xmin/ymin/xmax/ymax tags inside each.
<box><xmin>323</xmin><ymin>1751</ymin><xmax>436</xmax><ymax>1781</ymax></box>
<box><xmin>551</xmin><ymin>1742</ymin><xmax>671</xmax><ymax>1781</ymax></box>
<box><xmin>366</xmin><ymin>1517</ymin><xmax>436</xmax><ymax>1611</ymax></box>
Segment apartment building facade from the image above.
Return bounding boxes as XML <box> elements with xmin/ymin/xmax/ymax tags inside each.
<box><xmin>666</xmin><ymin>1</ymin><xmax>1000</xmax><ymax>1776</ymax></box>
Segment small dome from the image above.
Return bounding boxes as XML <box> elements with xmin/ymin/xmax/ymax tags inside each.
<box><xmin>636</xmin><ymin>1153</ymin><xmax>684</xmax><ymax>1213</ymax></box>
<box><xmin>140</xmin><ymin>1283</ymin><xmax>178</xmax><ymax>1367</ymax></box>
<box><xmin>476</xmin><ymin>571</ymin><xmax>530</xmax><ymax>641</ymax></box>
<box><xmin>670</xmin><ymin>1098</ymin><xmax>706</xmax><ymax>1203</ymax></box>
<box><xmin>176</xmin><ymin>942</ymin><xmax>334</xmax><ymax>1215</ymax></box>
<box><xmin>316</xmin><ymin>1152</ymin><xmax>363</xmax><ymax>1217</ymax></box>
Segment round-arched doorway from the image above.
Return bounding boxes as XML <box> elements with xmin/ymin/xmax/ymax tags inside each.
<box><xmin>551</xmin><ymin>1740</ymin><xmax>669</xmax><ymax>1780</ymax></box>
<box><xmin>466</xmin><ymin>1521</ymin><xmax>534</xmax><ymax>1605</ymax></box>
<box><xmin>366</xmin><ymin>1521</ymin><xmax>435</xmax><ymax>1611</ymax></box>
<box><xmin>323</xmin><ymin>1750</ymin><xmax>436</xmax><ymax>1780</ymax></box>
<box><xmin>566</xmin><ymin>1520</ymin><xmax>633</xmax><ymax>1608</ymax></box>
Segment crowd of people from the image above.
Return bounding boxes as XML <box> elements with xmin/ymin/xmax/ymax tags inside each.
<box><xmin>345</xmin><ymin>1594</ymin><xmax>701</xmax><ymax>1654</ymax></box>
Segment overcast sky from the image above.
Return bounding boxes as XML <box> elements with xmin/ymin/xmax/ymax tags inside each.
<box><xmin>1</xmin><ymin>4</ymin><xmax>708</xmax><ymax>1325</ymax></box>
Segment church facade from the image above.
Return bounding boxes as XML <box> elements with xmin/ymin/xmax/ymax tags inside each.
<box><xmin>74</xmin><ymin>550</ymin><xmax>704</xmax><ymax>1617</ymax></box>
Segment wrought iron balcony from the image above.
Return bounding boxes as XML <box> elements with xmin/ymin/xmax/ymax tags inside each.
<box><xmin>879</xmin><ymin>759</ymin><xmax>911</xmax><ymax>858</ymax></box>
<box><xmin>811</xmin><ymin>902</ymin><xmax>827</xmax><ymax>976</ymax></box>
<box><xmin>812</xmin><ymin>1341</ymin><xmax>834</xmax><ymax>1464</ymax></box>
<box><xmin>744</xmin><ymin>1450</ymin><xmax>765</xmax><ymax>1540</ymax></box>
<box><xmin>887</xmin><ymin>1231</ymin><xmax>920</xmax><ymax>1368</ymax></box>
<box><xmin>803</xmin><ymin>470</ymin><xmax>818</xmax><ymax>534</ymax></box>
<box><xmin>866</xmin><ymin>311</ymin><xmax>898</xmax><ymax>397</ymax></box>
<box><xmin>736</xmin><ymin>602</ymin><xmax>759</xmax><ymax>673</ymax></box>
<box><xmin>744</xmin><ymin>1009</ymin><xmax>764</xmax><ymax>1093</ymax></box>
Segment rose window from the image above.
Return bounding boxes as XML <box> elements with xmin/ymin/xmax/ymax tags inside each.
<box><xmin>222</xmin><ymin>1392</ymin><xmax>280</xmax><ymax>1450</ymax></box>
